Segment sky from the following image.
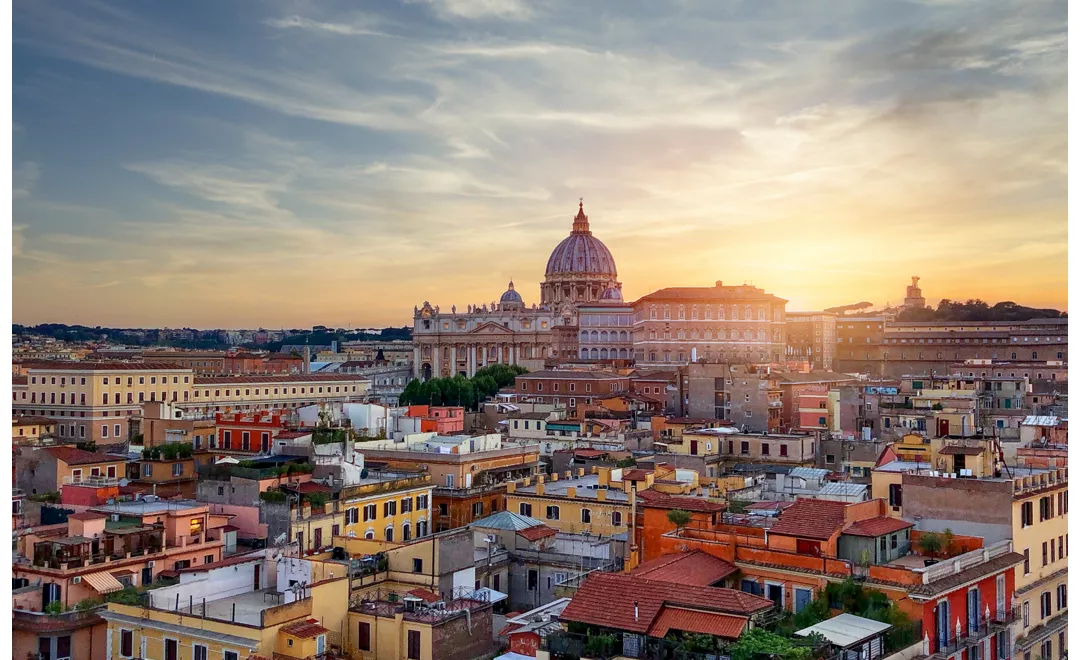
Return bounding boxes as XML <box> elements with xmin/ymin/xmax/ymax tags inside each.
<box><xmin>12</xmin><ymin>0</ymin><xmax>1067</xmax><ymax>329</ymax></box>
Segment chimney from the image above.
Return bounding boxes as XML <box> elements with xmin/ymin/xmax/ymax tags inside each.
<box><xmin>577</xmin><ymin>468</ymin><xmax>585</xmax><ymax>477</ymax></box>
<box><xmin>551</xmin><ymin>473</ymin><xmax>559</xmax><ymax>482</ymax></box>
<box><xmin>566</xmin><ymin>487</ymin><xmax>576</xmax><ymax>499</ymax></box>
<box><xmin>507</xmin><ymin>482</ymin><xmax>517</xmax><ymax>494</ymax></box>
<box><xmin>634</xmin><ymin>601</ymin><xmax>639</xmax><ymax>621</ymax></box>
<box><xmin>536</xmin><ymin>483</ymin><xmax>545</xmax><ymax>495</ymax></box>
<box><xmin>537</xmin><ymin>475</ymin><xmax>546</xmax><ymax>485</ymax></box>
<box><xmin>303</xmin><ymin>346</ymin><xmax>311</xmax><ymax>374</ymax></box>
<box><xmin>597</xmin><ymin>489</ymin><xmax>607</xmax><ymax>501</ymax></box>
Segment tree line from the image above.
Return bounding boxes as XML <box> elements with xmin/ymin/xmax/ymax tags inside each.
<box><xmin>398</xmin><ymin>364</ymin><xmax>527</xmax><ymax>410</ymax></box>
<box><xmin>897</xmin><ymin>299</ymin><xmax>1065</xmax><ymax>322</ymax></box>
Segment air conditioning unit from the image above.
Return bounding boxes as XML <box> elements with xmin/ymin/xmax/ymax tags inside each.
<box><xmin>147</xmin><ymin>560</ymin><xmax>155</xmax><ymax>568</ymax></box>
<box><xmin>112</xmin><ymin>514</ymin><xmax>120</xmax><ymax>522</ymax></box>
<box><xmin>72</xmin><ymin>576</ymin><xmax>82</xmax><ymax>584</ymax></box>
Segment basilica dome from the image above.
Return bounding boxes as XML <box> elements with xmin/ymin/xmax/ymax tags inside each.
<box><xmin>599</xmin><ymin>286</ymin><xmax>623</xmax><ymax>302</ymax></box>
<box><xmin>544</xmin><ymin>201</ymin><xmax>618</xmax><ymax>278</ymax></box>
<box><xmin>500</xmin><ymin>280</ymin><xmax>523</xmax><ymax>304</ymax></box>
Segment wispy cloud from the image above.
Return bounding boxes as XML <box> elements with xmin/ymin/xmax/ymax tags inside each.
<box><xmin>11</xmin><ymin>0</ymin><xmax>1067</xmax><ymax>326</ymax></box>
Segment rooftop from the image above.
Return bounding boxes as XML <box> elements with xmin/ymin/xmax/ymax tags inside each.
<box><xmin>629</xmin><ymin>550</ymin><xmax>737</xmax><ymax>586</ymax></box>
<box><xmin>769</xmin><ymin>499</ymin><xmax>850</xmax><ymax>540</ymax></box>
<box><xmin>795</xmin><ymin>613</ymin><xmax>892</xmax><ymax>648</ymax></box>
<box><xmin>471</xmin><ymin>510</ymin><xmax>548</xmax><ymax>531</ymax></box>
<box><xmin>843</xmin><ymin>517</ymin><xmax>915</xmax><ymax>538</ymax></box>
<box><xmin>93</xmin><ymin>498</ymin><xmax>207</xmax><ymax>516</ymax></box>
<box><xmin>195</xmin><ymin>374</ymin><xmax>368</xmax><ymax>385</ymax></box>
<box><xmin>46</xmin><ymin>446</ymin><xmax>125</xmax><ymax>466</ymax></box>
<box><xmin>517</xmin><ymin>370</ymin><xmax>626</xmax><ymax>380</ymax></box>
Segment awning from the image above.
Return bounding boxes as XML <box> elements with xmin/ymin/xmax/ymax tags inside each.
<box><xmin>470</xmin><ymin>587</ymin><xmax>508</xmax><ymax>604</ymax></box>
<box><xmin>82</xmin><ymin>570</ymin><xmax>126</xmax><ymax>594</ymax></box>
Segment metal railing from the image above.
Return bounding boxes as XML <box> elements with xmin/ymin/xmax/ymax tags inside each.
<box><xmin>63</xmin><ymin>475</ymin><xmax>121</xmax><ymax>487</ymax></box>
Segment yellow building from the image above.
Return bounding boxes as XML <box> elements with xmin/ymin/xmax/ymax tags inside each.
<box><xmin>100</xmin><ymin>556</ymin><xmax>349</xmax><ymax>660</ymax></box>
<box><xmin>504</xmin><ymin>465</ymin><xmax>716</xmax><ymax>536</ymax></box>
<box><xmin>12</xmin><ymin>415</ymin><xmax>56</xmax><ymax>445</ymax></box>
<box><xmin>348</xmin><ymin>595</ymin><xmax>494</xmax><ymax>660</ymax></box>
<box><xmin>341</xmin><ymin>474</ymin><xmax>434</xmax><ymax>543</ymax></box>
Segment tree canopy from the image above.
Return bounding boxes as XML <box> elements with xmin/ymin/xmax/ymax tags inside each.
<box><xmin>398</xmin><ymin>364</ymin><xmax>527</xmax><ymax>410</ymax></box>
<box><xmin>897</xmin><ymin>299</ymin><xmax>1065</xmax><ymax>322</ymax></box>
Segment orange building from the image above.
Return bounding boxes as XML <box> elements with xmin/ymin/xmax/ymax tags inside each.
<box><xmin>406</xmin><ymin>405</ymin><xmax>465</xmax><ymax>434</ymax></box>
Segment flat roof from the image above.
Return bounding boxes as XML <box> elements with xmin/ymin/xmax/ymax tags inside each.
<box><xmin>94</xmin><ymin>499</ymin><xmax>206</xmax><ymax>515</ymax></box>
<box><xmin>796</xmin><ymin>613</ymin><xmax>891</xmax><ymax>648</ymax></box>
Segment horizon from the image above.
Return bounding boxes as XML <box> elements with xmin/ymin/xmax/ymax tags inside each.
<box><xmin>13</xmin><ymin>1</ymin><xmax>1067</xmax><ymax>327</ymax></box>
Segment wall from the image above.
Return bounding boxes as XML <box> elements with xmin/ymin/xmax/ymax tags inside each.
<box><xmin>902</xmin><ymin>475</ymin><xmax>1014</xmax><ymax>543</ymax></box>
<box><xmin>150</xmin><ymin>561</ymin><xmax>260</xmax><ymax>609</ymax></box>
<box><xmin>432</xmin><ymin>604</ymin><xmax>495</xmax><ymax>660</ymax></box>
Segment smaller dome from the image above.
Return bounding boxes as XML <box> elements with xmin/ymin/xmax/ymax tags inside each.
<box><xmin>599</xmin><ymin>287</ymin><xmax>623</xmax><ymax>302</ymax></box>
<box><xmin>500</xmin><ymin>280</ymin><xmax>523</xmax><ymax>304</ymax></box>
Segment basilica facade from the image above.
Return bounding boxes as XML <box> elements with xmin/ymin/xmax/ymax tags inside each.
<box><xmin>412</xmin><ymin>201</ymin><xmax>622</xmax><ymax>379</ymax></box>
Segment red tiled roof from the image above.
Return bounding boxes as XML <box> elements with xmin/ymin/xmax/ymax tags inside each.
<box><xmin>517</xmin><ymin>525</ymin><xmax>558</xmax><ymax>542</ymax></box>
<box><xmin>646</xmin><ymin>607</ymin><xmax>747</xmax><ymax>639</ymax></box>
<box><xmin>843</xmin><ymin>517</ymin><xmax>915</xmax><ymax>538</ymax></box>
<box><xmin>636</xmin><ymin>489</ymin><xmax>667</xmax><ymax>503</ymax></box>
<box><xmin>621</xmin><ymin>469</ymin><xmax>651</xmax><ymax>481</ymax></box>
<box><xmin>407</xmin><ymin>588</ymin><xmax>441</xmax><ymax>603</ymax></box>
<box><xmin>45</xmin><ymin>446</ymin><xmax>123</xmax><ymax>466</ymax></box>
<box><xmin>573</xmin><ymin>449</ymin><xmax>608</xmax><ymax>459</ymax></box>
<box><xmin>560</xmin><ymin>572</ymin><xmax>774</xmax><ymax>634</ymax></box>
<box><xmin>640</xmin><ymin>495</ymin><xmax>726</xmax><ymax>513</ymax></box>
<box><xmin>630</xmin><ymin>550</ymin><xmax>737</xmax><ymax>586</ymax></box>
<box><xmin>67</xmin><ymin>511</ymin><xmax>109</xmax><ymax>521</ymax></box>
<box><xmin>280</xmin><ymin>618</ymin><xmax>329</xmax><ymax>639</ymax></box>
<box><xmin>746</xmin><ymin>501</ymin><xmax>795</xmax><ymax>511</ymax></box>
<box><xmin>497</xmin><ymin>622</ymin><xmax>524</xmax><ymax>636</ymax></box>
<box><xmin>275</xmin><ymin>431</ymin><xmax>312</xmax><ymax>440</ymax></box>
<box><xmin>769</xmin><ymin>498</ymin><xmax>850</xmax><ymax>541</ymax></box>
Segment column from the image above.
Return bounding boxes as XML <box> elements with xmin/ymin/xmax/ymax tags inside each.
<box><xmin>450</xmin><ymin>345</ymin><xmax>457</xmax><ymax>376</ymax></box>
<box><xmin>433</xmin><ymin>342</ymin><xmax>441</xmax><ymax>378</ymax></box>
<box><xmin>509</xmin><ymin>343</ymin><xmax>516</xmax><ymax>365</ymax></box>
<box><xmin>413</xmin><ymin>347</ymin><xmax>421</xmax><ymax>378</ymax></box>
<box><xmin>468</xmin><ymin>344</ymin><xmax>476</xmax><ymax>376</ymax></box>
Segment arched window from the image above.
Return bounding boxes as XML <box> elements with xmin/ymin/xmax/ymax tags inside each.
<box><xmin>620</xmin><ymin>330</ymin><xmax>628</xmax><ymax>342</ymax></box>
<box><xmin>600</xmin><ymin>330</ymin><xmax>609</xmax><ymax>343</ymax></box>
<box><xmin>384</xmin><ymin>526</ymin><xmax>394</xmax><ymax>542</ymax></box>
<box><xmin>600</xmin><ymin>348</ymin><xmax>609</xmax><ymax>359</ymax></box>
<box><xmin>717</xmin><ymin>307</ymin><xmax>725</xmax><ymax>320</ymax></box>
<box><xmin>704</xmin><ymin>306</ymin><xmax>712</xmax><ymax>320</ymax></box>
<box><xmin>731</xmin><ymin>307</ymin><xmax>738</xmax><ymax>320</ymax></box>
<box><xmin>365</xmin><ymin>529</ymin><xmax>375</xmax><ymax>540</ymax></box>
<box><xmin>590</xmin><ymin>330</ymin><xmax>599</xmax><ymax>342</ymax></box>
<box><xmin>757</xmin><ymin>308</ymin><xmax>765</xmax><ymax>320</ymax></box>
<box><xmin>649</xmin><ymin>351</ymin><xmax>657</xmax><ymax>362</ymax></box>
<box><xmin>579</xmin><ymin>330</ymin><xmax>588</xmax><ymax>341</ymax></box>
<box><xmin>590</xmin><ymin>348</ymin><xmax>599</xmax><ymax>359</ymax></box>
<box><xmin>704</xmin><ymin>329</ymin><xmax>712</xmax><ymax>340</ymax></box>
<box><xmin>663</xmin><ymin>306</ymin><xmax>671</xmax><ymax>320</ymax></box>
<box><xmin>757</xmin><ymin>329</ymin><xmax>765</xmax><ymax>340</ymax></box>
<box><xmin>691</xmin><ymin>306</ymin><xmax>698</xmax><ymax>320</ymax></box>
<box><xmin>581</xmin><ymin>348</ymin><xmax>589</xmax><ymax>359</ymax></box>
<box><xmin>678</xmin><ymin>306</ymin><xmax>686</xmax><ymax>320</ymax></box>
<box><xmin>417</xmin><ymin>520</ymin><xmax>428</xmax><ymax>537</ymax></box>
<box><xmin>619</xmin><ymin>348</ymin><xmax>628</xmax><ymax>359</ymax></box>
<box><xmin>649</xmin><ymin>306</ymin><xmax>657</xmax><ymax>320</ymax></box>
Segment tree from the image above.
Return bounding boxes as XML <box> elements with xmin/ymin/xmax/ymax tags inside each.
<box><xmin>918</xmin><ymin>531</ymin><xmax>943</xmax><ymax>556</ymax></box>
<box><xmin>666</xmin><ymin>509</ymin><xmax>692</xmax><ymax>532</ymax></box>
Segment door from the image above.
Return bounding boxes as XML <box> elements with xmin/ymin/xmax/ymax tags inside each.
<box><xmin>690</xmin><ymin>439</ymin><xmax>699</xmax><ymax>455</ymax></box>
<box><xmin>938</xmin><ymin>418</ymin><xmax>950</xmax><ymax>436</ymax></box>
<box><xmin>142</xmin><ymin>567</ymin><xmax>153</xmax><ymax>586</ymax></box>
<box><xmin>795</xmin><ymin>588</ymin><xmax>813</xmax><ymax>613</ymax></box>
<box><xmin>968</xmin><ymin>588</ymin><xmax>980</xmax><ymax>634</ymax></box>
<box><xmin>164</xmin><ymin>639</ymin><xmax>179</xmax><ymax>660</ymax></box>
<box><xmin>253</xmin><ymin>564</ymin><xmax>261</xmax><ymax>591</ymax></box>
<box><xmin>766</xmin><ymin>583</ymin><xmax>783</xmax><ymax>608</ymax></box>
<box><xmin>997</xmin><ymin>575</ymin><xmax>1006</xmax><ymax>619</ymax></box>
<box><xmin>314</xmin><ymin>528</ymin><xmax>323</xmax><ymax>549</ymax></box>
<box><xmin>937</xmin><ymin>600</ymin><xmax>950</xmax><ymax>650</ymax></box>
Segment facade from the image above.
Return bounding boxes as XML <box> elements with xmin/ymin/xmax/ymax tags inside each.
<box><xmin>514</xmin><ymin>370</ymin><xmax>630</xmax><ymax>412</ymax></box>
<box><xmin>16</xmin><ymin>445</ymin><xmax>128</xmax><ymax>496</ymax></box>
<box><xmin>357</xmin><ymin>434</ymin><xmax>539</xmax><ymax>531</ymax></box>
<box><xmin>340</xmin><ymin>473</ymin><xmax>435</xmax><ymax>544</ymax></box>
<box><xmin>785</xmin><ymin>312</ymin><xmax>838</xmax><ymax>370</ymax></box>
<box><xmin>189</xmin><ymin>374</ymin><xmax>370</xmax><ymax>412</ymax></box>
<box><xmin>576</xmin><ymin>303</ymin><xmax>634</xmax><ymax>362</ymax></box>
<box><xmin>411</xmin><ymin>288</ymin><xmax>554</xmax><ymax>380</ymax></box>
<box><xmin>834</xmin><ymin>317</ymin><xmax>1068</xmax><ymax>379</ymax></box>
<box><xmin>13</xmin><ymin>415</ymin><xmax>57</xmax><ymax>445</ymax></box>
<box><xmin>632</xmin><ymin>281</ymin><xmax>788</xmax><ymax>368</ymax></box>
<box><xmin>12</xmin><ymin>362</ymin><xmax>194</xmax><ymax>445</ymax></box>
<box><xmin>100</xmin><ymin>556</ymin><xmax>348</xmax><ymax>660</ymax></box>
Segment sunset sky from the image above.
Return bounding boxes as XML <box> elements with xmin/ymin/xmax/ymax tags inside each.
<box><xmin>12</xmin><ymin>0</ymin><xmax>1067</xmax><ymax>329</ymax></box>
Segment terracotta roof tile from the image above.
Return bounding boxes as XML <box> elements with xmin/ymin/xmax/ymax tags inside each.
<box><xmin>407</xmin><ymin>588</ymin><xmax>441</xmax><ymax>603</ymax></box>
<box><xmin>630</xmin><ymin>550</ymin><xmax>737</xmax><ymax>586</ymax></box>
<box><xmin>939</xmin><ymin>445</ymin><xmax>985</xmax><ymax>456</ymax></box>
<box><xmin>195</xmin><ymin>374</ymin><xmax>367</xmax><ymax>385</ymax></box>
<box><xmin>280</xmin><ymin>618</ymin><xmax>329</xmax><ymax>639</ymax></box>
<box><xmin>769</xmin><ymin>498</ymin><xmax>850</xmax><ymax>541</ymax></box>
<box><xmin>843</xmin><ymin>517</ymin><xmax>915</xmax><ymax>538</ymax></box>
<box><xmin>641</xmin><ymin>495</ymin><xmax>726</xmax><ymax>513</ymax></box>
<box><xmin>517</xmin><ymin>525</ymin><xmax>558</xmax><ymax>542</ymax></box>
<box><xmin>45</xmin><ymin>446</ymin><xmax>124</xmax><ymax>466</ymax></box>
<box><xmin>907</xmin><ymin>552</ymin><xmax>1025</xmax><ymax>598</ymax></box>
<box><xmin>560</xmin><ymin>572</ymin><xmax>774</xmax><ymax>634</ymax></box>
<box><xmin>646</xmin><ymin>608</ymin><xmax>747</xmax><ymax>639</ymax></box>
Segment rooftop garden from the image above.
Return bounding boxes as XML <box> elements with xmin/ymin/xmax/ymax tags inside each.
<box><xmin>142</xmin><ymin>443</ymin><xmax>194</xmax><ymax>461</ymax></box>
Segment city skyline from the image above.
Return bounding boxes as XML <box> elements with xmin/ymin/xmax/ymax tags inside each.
<box><xmin>13</xmin><ymin>0</ymin><xmax>1067</xmax><ymax>328</ymax></box>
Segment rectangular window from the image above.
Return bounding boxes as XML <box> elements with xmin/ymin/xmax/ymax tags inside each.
<box><xmin>888</xmin><ymin>484</ymin><xmax>903</xmax><ymax>508</ymax></box>
<box><xmin>528</xmin><ymin>569</ymin><xmax>538</xmax><ymax>590</ymax></box>
<box><xmin>224</xmin><ymin>653</ymin><xmax>239</xmax><ymax>660</ymax></box>
<box><xmin>1043</xmin><ymin>542</ymin><xmax>1048</xmax><ymax>566</ymax></box>
<box><xmin>120</xmin><ymin>629</ymin><xmax>134</xmax><ymax>657</ymax></box>
<box><xmin>473</xmin><ymin>501</ymin><xmax>483</xmax><ymax>517</ymax></box>
<box><xmin>741</xmin><ymin>441</ymin><xmax>750</xmax><ymax>455</ymax></box>
<box><xmin>401</xmin><ymin>497</ymin><xmax>412</xmax><ymax>513</ymax></box>
<box><xmin>1057</xmin><ymin>584</ymin><xmax>1067</xmax><ymax>610</ymax></box>
<box><xmin>407</xmin><ymin>630</ymin><xmax>421</xmax><ymax>660</ymax></box>
<box><xmin>1023</xmin><ymin>549</ymin><xmax>1030</xmax><ymax>574</ymax></box>
<box><xmin>193</xmin><ymin>645</ymin><xmax>208</xmax><ymax>660</ymax></box>
<box><xmin>172</xmin><ymin>463</ymin><xmax>183</xmax><ymax>477</ymax></box>
<box><xmin>1041</xmin><ymin>592</ymin><xmax>1051</xmax><ymax>618</ymax></box>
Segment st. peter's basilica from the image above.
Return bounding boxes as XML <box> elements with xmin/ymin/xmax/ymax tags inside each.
<box><xmin>412</xmin><ymin>201</ymin><xmax>620</xmax><ymax>379</ymax></box>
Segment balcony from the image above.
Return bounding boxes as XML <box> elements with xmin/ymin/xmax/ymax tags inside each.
<box><xmin>63</xmin><ymin>475</ymin><xmax>121</xmax><ymax>487</ymax></box>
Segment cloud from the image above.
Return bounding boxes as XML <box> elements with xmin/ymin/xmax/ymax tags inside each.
<box><xmin>12</xmin><ymin>161</ymin><xmax>39</xmax><ymax>199</ymax></box>
<box><xmin>10</xmin><ymin>0</ymin><xmax>1067</xmax><ymax>326</ymax></box>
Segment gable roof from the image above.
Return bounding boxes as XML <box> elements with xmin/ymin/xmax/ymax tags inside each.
<box><xmin>46</xmin><ymin>446</ymin><xmax>123</xmax><ymax>466</ymax></box>
<box><xmin>471</xmin><ymin>510</ymin><xmax>547</xmax><ymax>531</ymax></box>
<box><xmin>640</xmin><ymin>494</ymin><xmax>726</xmax><ymax>513</ymax></box>
<box><xmin>769</xmin><ymin>498</ymin><xmax>850</xmax><ymax>540</ymax></box>
<box><xmin>560</xmin><ymin>572</ymin><xmax>773</xmax><ymax>634</ymax></box>
<box><xmin>646</xmin><ymin>608</ymin><xmax>747</xmax><ymax>640</ymax></box>
<box><xmin>517</xmin><ymin>525</ymin><xmax>558</xmax><ymax>542</ymax></box>
<box><xmin>843</xmin><ymin>517</ymin><xmax>915</xmax><ymax>538</ymax></box>
<box><xmin>629</xmin><ymin>550</ymin><xmax>737</xmax><ymax>586</ymax></box>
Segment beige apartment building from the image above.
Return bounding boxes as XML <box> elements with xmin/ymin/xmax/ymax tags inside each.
<box><xmin>12</xmin><ymin>363</ymin><xmax>371</xmax><ymax>444</ymax></box>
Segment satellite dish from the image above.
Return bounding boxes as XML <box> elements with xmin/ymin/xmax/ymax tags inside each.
<box><xmin>119</xmin><ymin>478</ymin><xmax>129</xmax><ymax>487</ymax></box>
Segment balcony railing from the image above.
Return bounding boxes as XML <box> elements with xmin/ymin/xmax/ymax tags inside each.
<box><xmin>63</xmin><ymin>476</ymin><xmax>120</xmax><ymax>487</ymax></box>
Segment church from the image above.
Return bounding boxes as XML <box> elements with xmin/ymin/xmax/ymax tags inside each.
<box><xmin>412</xmin><ymin>201</ymin><xmax>621</xmax><ymax>379</ymax></box>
